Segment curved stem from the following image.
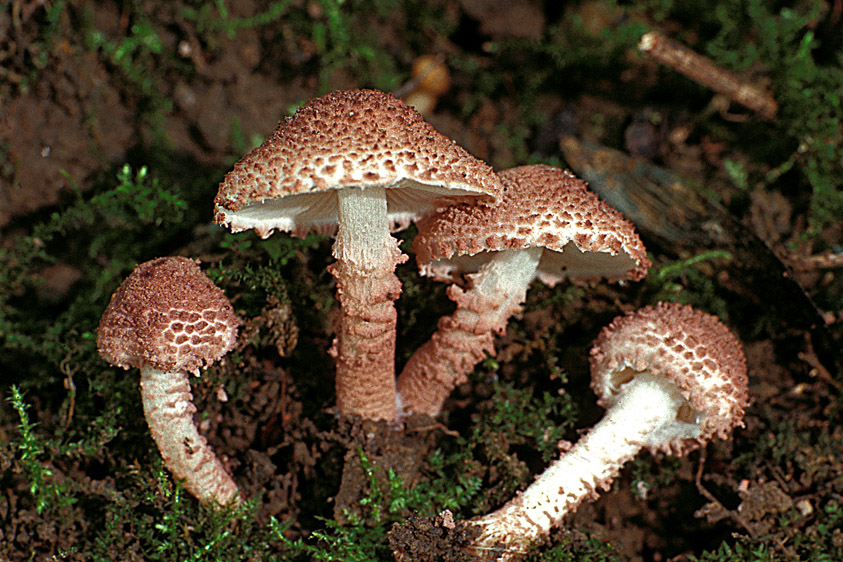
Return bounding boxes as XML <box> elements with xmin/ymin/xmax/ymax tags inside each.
<box><xmin>329</xmin><ymin>187</ymin><xmax>407</xmax><ymax>421</ymax></box>
<box><xmin>466</xmin><ymin>373</ymin><xmax>688</xmax><ymax>560</ymax></box>
<box><xmin>397</xmin><ymin>248</ymin><xmax>542</xmax><ymax>417</ymax></box>
<box><xmin>140</xmin><ymin>367</ymin><xmax>240</xmax><ymax>507</ymax></box>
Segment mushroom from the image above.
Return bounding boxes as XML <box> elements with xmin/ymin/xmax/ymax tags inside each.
<box><xmin>396</xmin><ymin>164</ymin><xmax>650</xmax><ymax>417</ymax></box>
<box><xmin>97</xmin><ymin>257</ymin><xmax>241</xmax><ymax>507</ymax></box>
<box><xmin>464</xmin><ymin>302</ymin><xmax>749</xmax><ymax>560</ymax></box>
<box><xmin>401</xmin><ymin>55</ymin><xmax>451</xmax><ymax>116</ymax></box>
<box><xmin>214</xmin><ymin>89</ymin><xmax>501</xmax><ymax>422</ymax></box>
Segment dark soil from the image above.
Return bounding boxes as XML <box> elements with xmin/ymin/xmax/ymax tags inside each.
<box><xmin>390</xmin><ymin>510</ymin><xmax>480</xmax><ymax>562</ymax></box>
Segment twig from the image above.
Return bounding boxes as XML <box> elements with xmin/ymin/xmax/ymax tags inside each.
<box><xmin>798</xmin><ymin>333</ymin><xmax>840</xmax><ymax>390</ymax></box>
<box><xmin>60</xmin><ymin>355</ymin><xmax>77</xmax><ymax>431</ymax></box>
<box><xmin>639</xmin><ymin>31</ymin><xmax>778</xmax><ymax>120</ymax></box>
<box><xmin>786</xmin><ymin>251</ymin><xmax>843</xmax><ymax>271</ymax></box>
<box><xmin>402</xmin><ymin>421</ymin><xmax>461</xmax><ymax>437</ymax></box>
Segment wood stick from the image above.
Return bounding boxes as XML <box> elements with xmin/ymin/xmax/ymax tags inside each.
<box><xmin>639</xmin><ymin>31</ymin><xmax>778</xmax><ymax>119</ymax></box>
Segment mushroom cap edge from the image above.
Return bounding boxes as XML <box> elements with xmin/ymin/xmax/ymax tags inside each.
<box><xmin>588</xmin><ymin>301</ymin><xmax>749</xmax><ymax>456</ymax></box>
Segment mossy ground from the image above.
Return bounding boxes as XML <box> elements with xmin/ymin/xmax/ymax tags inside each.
<box><xmin>1</xmin><ymin>0</ymin><xmax>842</xmax><ymax>560</ymax></box>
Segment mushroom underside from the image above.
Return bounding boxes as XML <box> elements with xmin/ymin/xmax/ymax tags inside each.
<box><xmin>423</xmin><ymin>242</ymin><xmax>638</xmax><ymax>285</ymax></box>
<box><xmin>218</xmin><ymin>180</ymin><xmax>489</xmax><ymax>238</ymax></box>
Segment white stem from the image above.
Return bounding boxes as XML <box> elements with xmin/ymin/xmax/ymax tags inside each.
<box><xmin>396</xmin><ymin>248</ymin><xmax>542</xmax><ymax>417</ymax></box>
<box><xmin>468</xmin><ymin>248</ymin><xmax>544</xmax><ymax>328</ymax></box>
<box><xmin>333</xmin><ymin>186</ymin><xmax>393</xmax><ymax>271</ymax></box>
<box><xmin>329</xmin><ymin>186</ymin><xmax>405</xmax><ymax>421</ymax></box>
<box><xmin>469</xmin><ymin>373</ymin><xmax>691</xmax><ymax>560</ymax></box>
<box><xmin>140</xmin><ymin>367</ymin><xmax>240</xmax><ymax>507</ymax></box>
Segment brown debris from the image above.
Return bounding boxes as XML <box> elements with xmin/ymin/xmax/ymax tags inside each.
<box><xmin>389</xmin><ymin>509</ymin><xmax>480</xmax><ymax>562</ymax></box>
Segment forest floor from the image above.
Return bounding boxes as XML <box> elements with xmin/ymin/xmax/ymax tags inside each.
<box><xmin>1</xmin><ymin>1</ymin><xmax>842</xmax><ymax>561</ymax></box>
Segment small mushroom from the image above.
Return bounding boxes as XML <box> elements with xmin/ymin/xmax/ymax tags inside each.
<box><xmin>215</xmin><ymin>89</ymin><xmax>501</xmax><ymax>422</ymax></box>
<box><xmin>401</xmin><ymin>55</ymin><xmax>451</xmax><ymax>116</ymax></box>
<box><xmin>396</xmin><ymin>164</ymin><xmax>650</xmax><ymax>417</ymax></box>
<box><xmin>97</xmin><ymin>257</ymin><xmax>241</xmax><ymax>507</ymax></box>
<box><xmin>464</xmin><ymin>302</ymin><xmax>749</xmax><ymax>560</ymax></box>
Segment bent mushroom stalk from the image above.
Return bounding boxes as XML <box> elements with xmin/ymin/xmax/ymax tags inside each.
<box><xmin>396</xmin><ymin>165</ymin><xmax>650</xmax><ymax>417</ymax></box>
<box><xmin>214</xmin><ymin>89</ymin><xmax>501</xmax><ymax>422</ymax></box>
<box><xmin>461</xmin><ymin>302</ymin><xmax>749</xmax><ymax>561</ymax></box>
<box><xmin>97</xmin><ymin>257</ymin><xmax>241</xmax><ymax>507</ymax></box>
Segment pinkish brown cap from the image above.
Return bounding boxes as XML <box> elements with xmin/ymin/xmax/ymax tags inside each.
<box><xmin>97</xmin><ymin>257</ymin><xmax>241</xmax><ymax>375</ymax></box>
<box><xmin>589</xmin><ymin>302</ymin><xmax>748</xmax><ymax>455</ymax></box>
<box><xmin>214</xmin><ymin>89</ymin><xmax>501</xmax><ymax>239</ymax></box>
<box><xmin>412</xmin><ymin>164</ymin><xmax>650</xmax><ymax>286</ymax></box>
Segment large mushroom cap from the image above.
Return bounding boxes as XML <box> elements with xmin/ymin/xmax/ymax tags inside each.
<box><xmin>589</xmin><ymin>302</ymin><xmax>748</xmax><ymax>455</ymax></box>
<box><xmin>214</xmin><ymin>88</ymin><xmax>501</xmax><ymax>238</ymax></box>
<box><xmin>97</xmin><ymin>257</ymin><xmax>241</xmax><ymax>375</ymax></box>
<box><xmin>412</xmin><ymin>164</ymin><xmax>650</xmax><ymax>285</ymax></box>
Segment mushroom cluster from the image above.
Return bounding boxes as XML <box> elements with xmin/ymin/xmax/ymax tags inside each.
<box><xmin>397</xmin><ymin>164</ymin><xmax>650</xmax><ymax>417</ymax></box>
<box><xmin>96</xmin><ymin>88</ymin><xmax>749</xmax><ymax>556</ymax></box>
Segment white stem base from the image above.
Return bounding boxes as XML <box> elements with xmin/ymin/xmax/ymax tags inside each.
<box><xmin>469</xmin><ymin>373</ymin><xmax>691</xmax><ymax>560</ymax></box>
<box><xmin>140</xmin><ymin>367</ymin><xmax>240</xmax><ymax>507</ymax></box>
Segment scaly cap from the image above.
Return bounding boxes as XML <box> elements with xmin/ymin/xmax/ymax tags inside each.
<box><xmin>98</xmin><ymin>257</ymin><xmax>240</xmax><ymax>375</ymax></box>
<box><xmin>214</xmin><ymin>89</ymin><xmax>501</xmax><ymax>238</ymax></box>
<box><xmin>589</xmin><ymin>302</ymin><xmax>748</xmax><ymax>455</ymax></box>
<box><xmin>413</xmin><ymin>164</ymin><xmax>650</xmax><ymax>285</ymax></box>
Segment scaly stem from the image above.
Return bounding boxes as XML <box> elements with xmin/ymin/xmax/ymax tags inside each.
<box><xmin>329</xmin><ymin>187</ymin><xmax>406</xmax><ymax>421</ymax></box>
<box><xmin>140</xmin><ymin>367</ymin><xmax>240</xmax><ymax>506</ymax></box>
<box><xmin>397</xmin><ymin>248</ymin><xmax>542</xmax><ymax>416</ymax></box>
<box><xmin>467</xmin><ymin>373</ymin><xmax>689</xmax><ymax>560</ymax></box>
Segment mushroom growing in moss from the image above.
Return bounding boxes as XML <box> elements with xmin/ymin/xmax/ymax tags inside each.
<box><xmin>463</xmin><ymin>302</ymin><xmax>749</xmax><ymax>560</ymax></box>
<box><xmin>97</xmin><ymin>257</ymin><xmax>241</xmax><ymax>507</ymax></box>
<box><xmin>214</xmin><ymin>89</ymin><xmax>501</xmax><ymax>422</ymax></box>
<box><xmin>396</xmin><ymin>165</ymin><xmax>650</xmax><ymax>417</ymax></box>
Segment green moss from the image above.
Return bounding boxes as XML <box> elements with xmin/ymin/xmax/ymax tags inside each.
<box><xmin>405</xmin><ymin>382</ymin><xmax>578</xmax><ymax>519</ymax></box>
<box><xmin>181</xmin><ymin>0</ymin><xmax>296</xmax><ymax>41</ymax></box>
<box><xmin>705</xmin><ymin>0</ymin><xmax>843</xmax><ymax>238</ymax></box>
<box><xmin>86</xmin><ymin>460</ymin><xmax>279</xmax><ymax>561</ymax></box>
<box><xmin>275</xmin><ymin>380</ymin><xmax>578</xmax><ymax>559</ymax></box>
<box><xmin>5</xmin><ymin>386</ymin><xmax>77</xmax><ymax>515</ymax></box>
<box><xmin>393</xmin><ymin>447</ymin><xmax>485</xmax><ymax>516</ymax></box>
<box><xmin>643</xmin><ymin>250</ymin><xmax>733</xmax><ymax>319</ymax></box>
<box><xmin>0</xmin><ymin>165</ymin><xmax>186</xmax><ymax>368</ymax></box>
<box><xmin>275</xmin><ymin>450</ymin><xmax>404</xmax><ymax>561</ymax></box>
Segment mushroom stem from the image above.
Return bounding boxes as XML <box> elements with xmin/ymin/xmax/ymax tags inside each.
<box><xmin>397</xmin><ymin>248</ymin><xmax>542</xmax><ymax>416</ymax></box>
<box><xmin>333</xmin><ymin>187</ymin><xmax>397</xmax><ymax>271</ymax></box>
<box><xmin>467</xmin><ymin>372</ymin><xmax>692</xmax><ymax>560</ymax></box>
<box><xmin>140</xmin><ymin>367</ymin><xmax>240</xmax><ymax>506</ymax></box>
<box><xmin>329</xmin><ymin>186</ymin><xmax>406</xmax><ymax>421</ymax></box>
